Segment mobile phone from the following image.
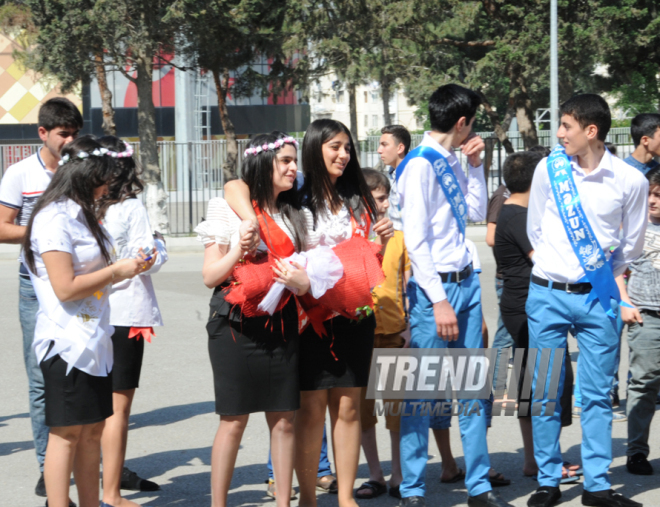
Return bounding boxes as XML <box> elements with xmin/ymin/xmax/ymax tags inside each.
<box><xmin>142</xmin><ymin>246</ymin><xmax>154</xmax><ymax>261</ymax></box>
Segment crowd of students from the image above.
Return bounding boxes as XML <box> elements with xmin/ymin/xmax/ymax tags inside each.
<box><xmin>1</xmin><ymin>86</ymin><xmax>659</xmax><ymax>507</ymax></box>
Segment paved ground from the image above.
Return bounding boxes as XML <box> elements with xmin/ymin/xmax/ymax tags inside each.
<box><xmin>1</xmin><ymin>228</ymin><xmax>658</xmax><ymax>506</ymax></box>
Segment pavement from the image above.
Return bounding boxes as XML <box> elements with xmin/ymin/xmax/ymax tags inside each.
<box><xmin>1</xmin><ymin>225</ymin><xmax>658</xmax><ymax>507</ymax></box>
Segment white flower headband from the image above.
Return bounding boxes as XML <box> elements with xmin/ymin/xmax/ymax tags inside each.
<box><xmin>243</xmin><ymin>136</ymin><xmax>299</xmax><ymax>157</ymax></box>
<box><xmin>58</xmin><ymin>142</ymin><xmax>135</xmax><ymax>166</ymax></box>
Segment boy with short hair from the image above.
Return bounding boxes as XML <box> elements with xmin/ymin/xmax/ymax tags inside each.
<box><xmin>621</xmin><ymin>167</ymin><xmax>660</xmax><ymax>477</ymax></box>
<box><xmin>624</xmin><ymin>114</ymin><xmax>660</xmax><ymax>175</ymax></box>
<box><xmin>526</xmin><ymin>94</ymin><xmax>647</xmax><ymax>507</ymax></box>
<box><xmin>397</xmin><ymin>84</ymin><xmax>511</xmax><ymax>507</ymax></box>
<box><xmin>356</xmin><ymin>168</ymin><xmax>410</xmax><ymax>500</ymax></box>
<box><xmin>0</xmin><ymin>97</ymin><xmax>82</xmax><ymax>499</ymax></box>
<box><xmin>378</xmin><ymin>125</ymin><xmax>411</xmax><ymax>232</ymax></box>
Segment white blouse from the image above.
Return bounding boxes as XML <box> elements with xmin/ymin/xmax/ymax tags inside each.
<box><xmin>29</xmin><ymin>198</ymin><xmax>114</xmax><ymax>376</ymax></box>
<box><xmin>314</xmin><ymin>203</ymin><xmax>371</xmax><ymax>248</ymax></box>
<box><xmin>195</xmin><ymin>197</ymin><xmax>320</xmax><ymax>251</ymax></box>
<box><xmin>104</xmin><ymin>198</ymin><xmax>166</xmax><ymax>327</ymax></box>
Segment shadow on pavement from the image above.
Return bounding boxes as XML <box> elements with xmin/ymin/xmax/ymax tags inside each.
<box><xmin>0</xmin><ymin>439</ymin><xmax>34</xmax><ymax>457</ymax></box>
<box><xmin>129</xmin><ymin>401</ymin><xmax>215</xmax><ymax>430</ymax></box>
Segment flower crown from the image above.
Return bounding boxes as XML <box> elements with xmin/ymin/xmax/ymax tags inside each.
<box><xmin>58</xmin><ymin>142</ymin><xmax>135</xmax><ymax>166</ymax></box>
<box><xmin>243</xmin><ymin>136</ymin><xmax>299</xmax><ymax>157</ymax></box>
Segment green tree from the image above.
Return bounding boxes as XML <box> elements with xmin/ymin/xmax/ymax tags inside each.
<box><xmin>593</xmin><ymin>0</ymin><xmax>660</xmax><ymax>114</ymax></box>
<box><xmin>286</xmin><ymin>0</ymin><xmax>378</xmax><ymax>141</ymax></box>
<box><xmin>18</xmin><ymin>0</ymin><xmax>117</xmax><ymax>135</ymax></box>
<box><xmin>92</xmin><ymin>0</ymin><xmax>180</xmax><ymax>233</ymax></box>
<box><xmin>170</xmin><ymin>0</ymin><xmax>292</xmax><ymax>179</ymax></box>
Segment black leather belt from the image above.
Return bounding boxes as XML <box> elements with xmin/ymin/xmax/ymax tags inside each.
<box><xmin>440</xmin><ymin>263</ymin><xmax>473</xmax><ymax>283</ymax></box>
<box><xmin>640</xmin><ymin>309</ymin><xmax>660</xmax><ymax>318</ymax></box>
<box><xmin>531</xmin><ymin>274</ymin><xmax>592</xmax><ymax>294</ymax></box>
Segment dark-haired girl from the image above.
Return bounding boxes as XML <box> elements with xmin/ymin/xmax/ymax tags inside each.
<box><xmin>97</xmin><ymin>136</ymin><xmax>165</xmax><ymax>507</ymax></box>
<box><xmin>225</xmin><ymin>120</ymin><xmax>394</xmax><ymax>507</ymax></box>
<box><xmin>196</xmin><ymin>133</ymin><xmax>321</xmax><ymax>507</ymax></box>
<box><xmin>23</xmin><ymin>135</ymin><xmax>152</xmax><ymax>507</ymax></box>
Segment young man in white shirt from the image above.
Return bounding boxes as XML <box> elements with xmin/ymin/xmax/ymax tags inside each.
<box><xmin>397</xmin><ymin>84</ymin><xmax>511</xmax><ymax>507</ymax></box>
<box><xmin>525</xmin><ymin>94</ymin><xmax>647</xmax><ymax>507</ymax></box>
<box><xmin>378</xmin><ymin>124</ymin><xmax>411</xmax><ymax>232</ymax></box>
<box><xmin>623</xmin><ymin>113</ymin><xmax>660</xmax><ymax>176</ymax></box>
<box><xmin>0</xmin><ymin>97</ymin><xmax>82</xmax><ymax>499</ymax></box>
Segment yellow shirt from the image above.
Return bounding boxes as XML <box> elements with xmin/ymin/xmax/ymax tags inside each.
<box><xmin>372</xmin><ymin>231</ymin><xmax>410</xmax><ymax>335</ymax></box>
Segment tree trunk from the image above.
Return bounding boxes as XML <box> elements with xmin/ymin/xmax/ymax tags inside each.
<box><xmin>136</xmin><ymin>54</ymin><xmax>170</xmax><ymax>234</ymax></box>
<box><xmin>381</xmin><ymin>71</ymin><xmax>391</xmax><ymax>126</ymax></box>
<box><xmin>94</xmin><ymin>53</ymin><xmax>115</xmax><ymax>136</ymax></box>
<box><xmin>511</xmin><ymin>73</ymin><xmax>538</xmax><ymax>149</ymax></box>
<box><xmin>477</xmin><ymin>91</ymin><xmax>515</xmax><ymax>154</ymax></box>
<box><xmin>213</xmin><ymin>68</ymin><xmax>238</xmax><ymax>181</ymax></box>
<box><xmin>348</xmin><ymin>82</ymin><xmax>358</xmax><ymax>143</ymax></box>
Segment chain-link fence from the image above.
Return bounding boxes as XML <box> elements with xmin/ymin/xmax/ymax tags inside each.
<box><xmin>0</xmin><ymin>127</ymin><xmax>635</xmax><ymax>235</ymax></box>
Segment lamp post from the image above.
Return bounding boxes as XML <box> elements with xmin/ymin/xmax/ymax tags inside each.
<box><xmin>550</xmin><ymin>0</ymin><xmax>558</xmax><ymax>141</ymax></box>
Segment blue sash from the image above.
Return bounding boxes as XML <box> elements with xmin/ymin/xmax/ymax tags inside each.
<box><xmin>395</xmin><ymin>146</ymin><xmax>467</xmax><ymax>237</ymax></box>
<box><xmin>547</xmin><ymin>144</ymin><xmax>620</xmax><ymax>318</ymax></box>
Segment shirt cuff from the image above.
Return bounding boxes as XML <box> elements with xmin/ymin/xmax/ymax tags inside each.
<box><xmin>421</xmin><ymin>279</ymin><xmax>447</xmax><ymax>304</ymax></box>
<box><xmin>468</xmin><ymin>163</ymin><xmax>484</xmax><ymax>175</ymax></box>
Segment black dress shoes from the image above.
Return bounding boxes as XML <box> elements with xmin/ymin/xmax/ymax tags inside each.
<box><xmin>400</xmin><ymin>496</ymin><xmax>426</xmax><ymax>507</ymax></box>
<box><xmin>582</xmin><ymin>489</ymin><xmax>642</xmax><ymax>507</ymax></box>
<box><xmin>468</xmin><ymin>490</ymin><xmax>514</xmax><ymax>506</ymax></box>
<box><xmin>528</xmin><ymin>486</ymin><xmax>561</xmax><ymax>507</ymax></box>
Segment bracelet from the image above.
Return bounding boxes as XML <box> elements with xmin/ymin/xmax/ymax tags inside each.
<box><xmin>620</xmin><ymin>301</ymin><xmax>635</xmax><ymax>309</ymax></box>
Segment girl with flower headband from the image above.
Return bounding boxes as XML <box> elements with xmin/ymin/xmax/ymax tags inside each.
<box><xmin>225</xmin><ymin>120</ymin><xmax>394</xmax><ymax>507</ymax></box>
<box><xmin>196</xmin><ymin>131</ymin><xmax>336</xmax><ymax>507</ymax></box>
<box><xmin>96</xmin><ymin>135</ymin><xmax>165</xmax><ymax>507</ymax></box>
<box><xmin>22</xmin><ymin>135</ymin><xmax>155</xmax><ymax>507</ymax></box>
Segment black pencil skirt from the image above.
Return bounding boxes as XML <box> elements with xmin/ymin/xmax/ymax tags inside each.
<box><xmin>207</xmin><ymin>288</ymin><xmax>300</xmax><ymax>415</ymax></box>
<box><xmin>111</xmin><ymin>325</ymin><xmax>145</xmax><ymax>391</ymax></box>
<box><xmin>299</xmin><ymin>314</ymin><xmax>376</xmax><ymax>391</ymax></box>
<box><xmin>40</xmin><ymin>352</ymin><xmax>113</xmax><ymax>427</ymax></box>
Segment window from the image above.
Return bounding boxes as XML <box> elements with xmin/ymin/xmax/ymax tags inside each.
<box><xmin>372</xmin><ymin>115</ymin><xmax>378</xmax><ymax>128</ymax></box>
<box><xmin>364</xmin><ymin>91</ymin><xmax>368</xmax><ymax>103</ymax></box>
<box><xmin>337</xmin><ymin>90</ymin><xmax>345</xmax><ymax>103</ymax></box>
<box><xmin>364</xmin><ymin>115</ymin><xmax>368</xmax><ymax>127</ymax></box>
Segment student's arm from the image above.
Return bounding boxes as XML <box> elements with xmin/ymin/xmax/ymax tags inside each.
<box><xmin>615</xmin><ymin>273</ymin><xmax>643</xmax><ymax>325</ymax></box>
<box><xmin>462</xmin><ymin>134</ymin><xmax>487</xmax><ymax>222</ymax></box>
<box><xmin>0</xmin><ymin>204</ymin><xmax>24</xmax><ymax>243</ymax></box>
<box><xmin>42</xmin><ymin>252</ymin><xmax>144</xmax><ymax>303</ymax></box>
<box><xmin>401</xmin><ymin>159</ymin><xmax>458</xmax><ymax>341</ymax></box>
<box><xmin>526</xmin><ymin>159</ymin><xmax>549</xmax><ymax>250</ymax></box>
<box><xmin>223</xmin><ymin>179</ymin><xmax>259</xmax><ymax>251</ymax></box>
<box><xmin>202</xmin><ymin>222</ymin><xmax>254</xmax><ymax>288</ymax></box>
<box><xmin>612</xmin><ymin>175</ymin><xmax>649</xmax><ymax>277</ymax></box>
<box><xmin>486</xmin><ymin>223</ymin><xmax>497</xmax><ymax>247</ymax></box>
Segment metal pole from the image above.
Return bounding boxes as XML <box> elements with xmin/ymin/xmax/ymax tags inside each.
<box><xmin>550</xmin><ymin>0</ymin><xmax>559</xmax><ymax>143</ymax></box>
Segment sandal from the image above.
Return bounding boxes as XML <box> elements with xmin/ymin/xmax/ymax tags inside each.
<box><xmin>355</xmin><ymin>480</ymin><xmax>387</xmax><ymax>499</ymax></box>
<box><xmin>388</xmin><ymin>485</ymin><xmax>401</xmax><ymax>499</ymax></box>
<box><xmin>440</xmin><ymin>468</ymin><xmax>465</xmax><ymax>483</ymax></box>
<box><xmin>488</xmin><ymin>471</ymin><xmax>511</xmax><ymax>487</ymax></box>
<box><xmin>265</xmin><ymin>479</ymin><xmax>296</xmax><ymax>500</ymax></box>
<box><xmin>316</xmin><ymin>474</ymin><xmax>338</xmax><ymax>494</ymax></box>
<box><xmin>563</xmin><ymin>461</ymin><xmax>583</xmax><ymax>476</ymax></box>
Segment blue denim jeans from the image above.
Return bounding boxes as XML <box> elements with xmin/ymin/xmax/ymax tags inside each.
<box><xmin>492</xmin><ymin>278</ymin><xmax>514</xmax><ymax>388</ymax></box>
<box><xmin>19</xmin><ymin>275</ymin><xmax>48</xmax><ymax>472</ymax></box>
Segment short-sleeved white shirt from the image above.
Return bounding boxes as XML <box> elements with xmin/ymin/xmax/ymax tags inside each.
<box><xmin>0</xmin><ymin>151</ymin><xmax>53</xmax><ymax>226</ymax></box>
<box><xmin>195</xmin><ymin>197</ymin><xmax>320</xmax><ymax>251</ymax></box>
<box><xmin>29</xmin><ymin>198</ymin><xmax>115</xmax><ymax>376</ymax></box>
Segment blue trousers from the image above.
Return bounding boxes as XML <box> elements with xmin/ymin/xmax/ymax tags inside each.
<box><xmin>19</xmin><ymin>276</ymin><xmax>48</xmax><ymax>472</ymax></box>
<box><xmin>527</xmin><ymin>281</ymin><xmax>619</xmax><ymax>492</ymax></box>
<box><xmin>400</xmin><ymin>272</ymin><xmax>491</xmax><ymax>499</ymax></box>
<box><xmin>267</xmin><ymin>424</ymin><xmax>332</xmax><ymax>480</ymax></box>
